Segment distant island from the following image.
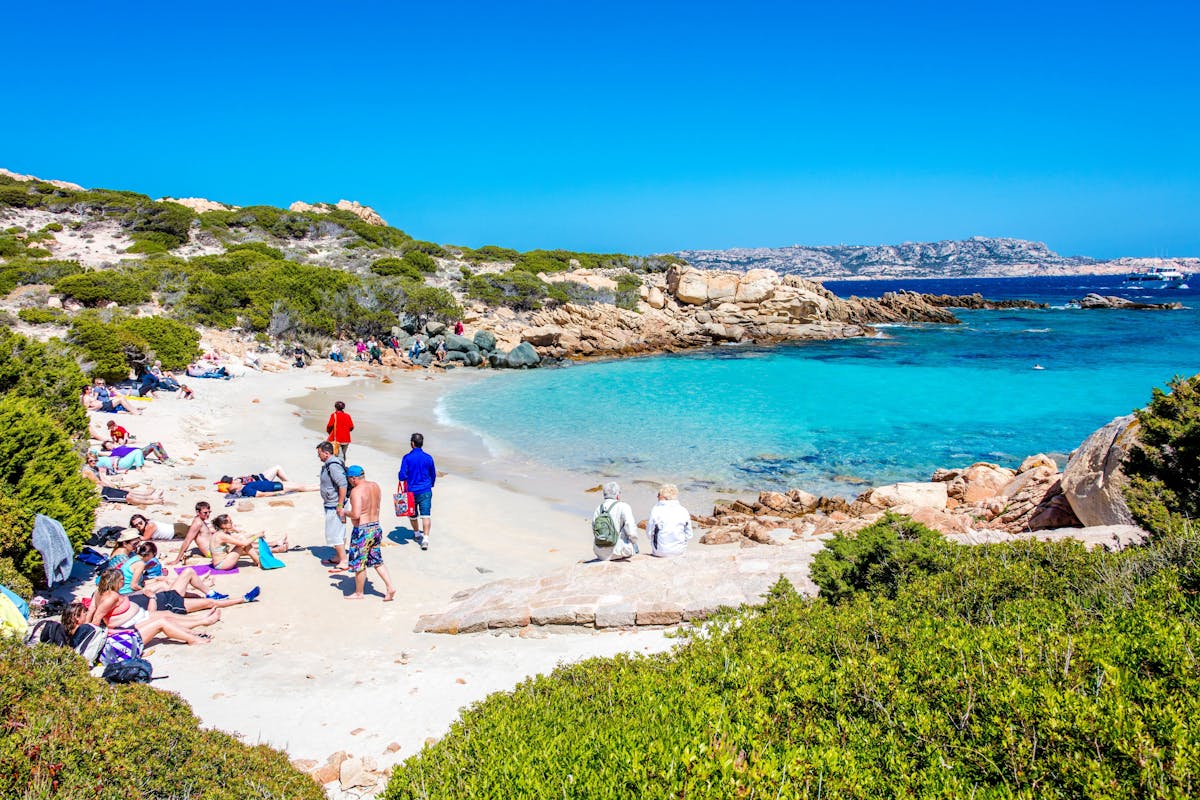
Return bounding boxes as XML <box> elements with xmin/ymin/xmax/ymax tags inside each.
<box><xmin>676</xmin><ymin>236</ymin><xmax>1200</xmax><ymax>280</ymax></box>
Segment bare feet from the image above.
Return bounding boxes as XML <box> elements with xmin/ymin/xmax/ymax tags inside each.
<box><xmin>384</xmin><ymin>589</ymin><xmax>396</xmax><ymax>602</ymax></box>
<box><xmin>328</xmin><ymin>565</ymin><xmax>348</xmax><ymax>573</ymax></box>
<box><xmin>344</xmin><ymin>593</ymin><xmax>364</xmax><ymax>600</ymax></box>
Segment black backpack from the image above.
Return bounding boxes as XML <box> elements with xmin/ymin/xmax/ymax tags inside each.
<box><xmin>24</xmin><ymin>619</ymin><xmax>69</xmax><ymax>647</ymax></box>
<box><xmin>102</xmin><ymin>658</ymin><xmax>153</xmax><ymax>684</ymax></box>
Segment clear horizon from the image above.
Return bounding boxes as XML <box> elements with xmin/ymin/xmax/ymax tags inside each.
<box><xmin>4</xmin><ymin>1</ymin><xmax>1198</xmax><ymax>259</ymax></box>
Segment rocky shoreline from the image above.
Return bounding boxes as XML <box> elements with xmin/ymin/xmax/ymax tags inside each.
<box><xmin>468</xmin><ymin>266</ymin><xmax>1047</xmax><ymax>365</ymax></box>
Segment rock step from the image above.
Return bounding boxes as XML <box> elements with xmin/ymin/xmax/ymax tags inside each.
<box><xmin>413</xmin><ymin>543</ymin><xmax>823</xmax><ymax>634</ymax></box>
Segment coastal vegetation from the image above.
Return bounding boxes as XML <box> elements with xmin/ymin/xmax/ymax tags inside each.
<box><xmin>1124</xmin><ymin>373</ymin><xmax>1200</xmax><ymax>535</ymax></box>
<box><xmin>0</xmin><ymin>331</ymin><xmax>94</xmax><ymax>591</ymax></box>
<box><xmin>0</xmin><ymin>637</ymin><xmax>324</xmax><ymax>800</ymax></box>
<box><xmin>386</xmin><ymin>512</ymin><xmax>1200</xmax><ymax>798</ymax></box>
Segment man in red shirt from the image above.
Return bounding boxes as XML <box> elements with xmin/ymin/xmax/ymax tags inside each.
<box><xmin>326</xmin><ymin>401</ymin><xmax>354</xmax><ymax>460</ymax></box>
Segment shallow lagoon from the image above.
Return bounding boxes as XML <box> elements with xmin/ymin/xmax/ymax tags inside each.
<box><xmin>442</xmin><ymin>276</ymin><xmax>1200</xmax><ymax>497</ymax></box>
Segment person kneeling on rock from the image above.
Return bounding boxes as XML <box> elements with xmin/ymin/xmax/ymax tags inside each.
<box><xmin>591</xmin><ymin>482</ymin><xmax>638</xmax><ymax>561</ymax></box>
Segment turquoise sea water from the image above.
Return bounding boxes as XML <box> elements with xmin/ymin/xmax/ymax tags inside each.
<box><xmin>441</xmin><ymin>276</ymin><xmax>1200</xmax><ymax>498</ymax></box>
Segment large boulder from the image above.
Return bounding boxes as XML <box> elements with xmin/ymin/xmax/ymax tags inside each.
<box><xmin>863</xmin><ymin>481</ymin><xmax>948</xmax><ymax>510</ymax></box>
<box><xmin>443</xmin><ymin>334</ymin><xmax>479</xmax><ymax>353</ymax></box>
<box><xmin>521</xmin><ymin>326</ymin><xmax>562</xmax><ymax>347</ymax></box>
<box><xmin>735</xmin><ymin>269</ymin><xmax>779</xmax><ymax>303</ymax></box>
<box><xmin>505</xmin><ymin>342</ymin><xmax>541</xmax><ymax>369</ymax></box>
<box><xmin>425</xmin><ymin>320</ymin><xmax>447</xmax><ymax>336</ymax></box>
<box><xmin>1061</xmin><ymin>415</ymin><xmax>1140</xmax><ymax>526</ymax></box>
<box><xmin>674</xmin><ymin>270</ymin><xmax>709</xmax><ymax>305</ymax></box>
<box><xmin>958</xmin><ymin>462</ymin><xmax>1017</xmax><ymax>503</ymax></box>
<box><xmin>706</xmin><ymin>274</ymin><xmax>739</xmax><ymax>303</ymax></box>
<box><xmin>473</xmin><ymin>330</ymin><xmax>497</xmax><ymax>352</ymax></box>
<box><xmin>646</xmin><ymin>286</ymin><xmax>666</xmax><ymax>309</ymax></box>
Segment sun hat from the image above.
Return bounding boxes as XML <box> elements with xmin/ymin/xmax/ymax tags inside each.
<box><xmin>116</xmin><ymin>529</ymin><xmax>140</xmax><ymax>543</ymax></box>
<box><xmin>346</xmin><ymin>465</ymin><xmax>365</xmax><ymax>477</ymax></box>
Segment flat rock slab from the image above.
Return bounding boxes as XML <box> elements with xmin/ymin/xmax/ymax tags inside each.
<box><xmin>414</xmin><ymin>542</ymin><xmax>824</xmax><ymax>634</ymax></box>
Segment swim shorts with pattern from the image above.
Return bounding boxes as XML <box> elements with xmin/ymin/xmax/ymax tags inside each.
<box><xmin>347</xmin><ymin>521</ymin><xmax>383</xmax><ymax>572</ymax></box>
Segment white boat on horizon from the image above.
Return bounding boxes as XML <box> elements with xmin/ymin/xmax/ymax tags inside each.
<box><xmin>1123</xmin><ymin>264</ymin><xmax>1190</xmax><ymax>289</ymax></box>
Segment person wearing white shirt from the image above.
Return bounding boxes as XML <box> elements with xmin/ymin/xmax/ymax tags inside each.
<box><xmin>592</xmin><ymin>482</ymin><xmax>638</xmax><ymax>561</ymax></box>
<box><xmin>647</xmin><ymin>483</ymin><xmax>693</xmax><ymax>557</ymax></box>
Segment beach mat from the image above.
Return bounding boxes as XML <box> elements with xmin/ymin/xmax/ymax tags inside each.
<box><xmin>175</xmin><ymin>565</ymin><xmax>239</xmax><ymax>576</ymax></box>
<box><xmin>257</xmin><ymin>538</ymin><xmax>285</xmax><ymax>570</ymax></box>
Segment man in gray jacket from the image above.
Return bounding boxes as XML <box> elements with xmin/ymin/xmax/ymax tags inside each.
<box><xmin>316</xmin><ymin>442</ymin><xmax>349</xmax><ymax>570</ymax></box>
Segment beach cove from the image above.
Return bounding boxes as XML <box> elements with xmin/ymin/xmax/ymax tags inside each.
<box><xmin>83</xmin><ymin>360</ymin><xmax>675</xmax><ymax>789</ymax></box>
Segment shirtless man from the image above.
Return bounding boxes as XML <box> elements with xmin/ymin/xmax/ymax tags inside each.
<box><xmin>173</xmin><ymin>501</ymin><xmax>215</xmax><ymax>564</ymax></box>
<box><xmin>344</xmin><ymin>465</ymin><xmax>395</xmax><ymax>601</ymax></box>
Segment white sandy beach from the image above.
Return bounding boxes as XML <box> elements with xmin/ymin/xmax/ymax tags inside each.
<box><xmin>84</xmin><ymin>359</ymin><xmax>675</xmax><ymax>792</ymax></box>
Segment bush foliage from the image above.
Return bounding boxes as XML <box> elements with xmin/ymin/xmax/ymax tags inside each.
<box><xmin>16</xmin><ymin>307</ymin><xmax>67</xmax><ymax>326</ymax></box>
<box><xmin>69</xmin><ymin>313</ymin><xmax>200</xmax><ymax>382</ymax></box>
<box><xmin>1125</xmin><ymin>373</ymin><xmax>1200</xmax><ymax>532</ymax></box>
<box><xmin>465</xmin><ymin>270</ymin><xmax>567</xmax><ymax>311</ymax></box>
<box><xmin>0</xmin><ymin>637</ymin><xmax>324</xmax><ymax>800</ymax></box>
<box><xmin>386</xmin><ymin>509</ymin><xmax>1200</xmax><ymax>799</ymax></box>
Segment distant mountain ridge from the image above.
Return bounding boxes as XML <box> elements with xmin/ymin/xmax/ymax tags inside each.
<box><xmin>675</xmin><ymin>237</ymin><xmax>1165</xmax><ymax>280</ymax></box>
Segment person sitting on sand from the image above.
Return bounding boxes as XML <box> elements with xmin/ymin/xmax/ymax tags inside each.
<box><xmin>78</xmin><ymin>572</ymin><xmax>221</xmax><ymax>646</ymax></box>
<box><xmin>179</xmin><ymin>383</ymin><xmax>194</xmax><ymax>399</ymax></box>
<box><xmin>126</xmin><ymin>542</ymin><xmax>261</xmax><ymax>611</ymax></box>
<box><xmin>98</xmin><ymin>529</ymin><xmax>141</xmax><ymax>575</ymax></box>
<box><xmin>646</xmin><ymin>483</ymin><xmax>693</xmax><ymax>558</ymax></box>
<box><xmin>330</xmin><ymin>342</ymin><xmax>345</xmax><ymax>362</ymax></box>
<box><xmin>173</xmin><ymin>501</ymin><xmax>215</xmax><ymax>564</ymax></box>
<box><xmin>592</xmin><ymin>481</ymin><xmax>639</xmax><ymax>562</ymax></box>
<box><xmin>129</xmin><ymin>513</ymin><xmax>174</xmax><ymax>542</ymax></box>
<box><xmin>93</xmin><ymin>379</ymin><xmax>143</xmax><ymax>413</ymax></box>
<box><xmin>149</xmin><ymin>360</ymin><xmax>182</xmax><ymax>390</ymax></box>
<box><xmin>106</xmin><ymin>420</ymin><xmax>130</xmax><ymax>446</ymax></box>
<box><xmin>82</xmin><ymin>454</ymin><xmax>165</xmax><ymax>505</ymax></box>
<box><xmin>209</xmin><ymin>514</ymin><xmax>290</xmax><ymax>570</ymax></box>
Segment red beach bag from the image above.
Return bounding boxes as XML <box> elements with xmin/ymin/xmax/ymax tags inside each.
<box><xmin>394</xmin><ymin>481</ymin><xmax>416</xmax><ymax>518</ymax></box>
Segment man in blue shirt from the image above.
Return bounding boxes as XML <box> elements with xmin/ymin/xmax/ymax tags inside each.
<box><xmin>398</xmin><ymin>432</ymin><xmax>436</xmax><ymax>550</ymax></box>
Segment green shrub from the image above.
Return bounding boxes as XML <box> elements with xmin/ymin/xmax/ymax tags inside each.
<box><xmin>386</xmin><ymin>526</ymin><xmax>1200</xmax><ymax>799</ymax></box>
<box><xmin>225</xmin><ymin>240</ymin><xmax>285</xmax><ymax>260</ymax></box>
<box><xmin>810</xmin><ymin>513</ymin><xmax>957</xmax><ymax>604</ymax></box>
<box><xmin>1125</xmin><ymin>374</ymin><xmax>1200</xmax><ymax>532</ymax></box>
<box><xmin>119</xmin><ymin>316</ymin><xmax>201</xmax><ymax>370</ymax></box>
<box><xmin>41</xmin><ymin>222</ymin><xmax>64</xmax><ymax>233</ymax></box>
<box><xmin>0</xmin><ymin>556</ymin><xmax>31</xmax><ymax>599</ymax></box>
<box><xmin>464</xmin><ymin>245</ymin><xmax>520</xmax><ymax>263</ymax></box>
<box><xmin>68</xmin><ymin>314</ymin><xmax>200</xmax><ymax>380</ymax></box>
<box><xmin>0</xmin><ymin>258</ymin><xmax>84</xmax><ymax>295</ymax></box>
<box><xmin>371</xmin><ymin>256</ymin><xmax>423</xmax><ymax>281</ymax></box>
<box><xmin>128</xmin><ymin>201</ymin><xmax>195</xmax><ymax>246</ymax></box>
<box><xmin>0</xmin><ymin>638</ymin><xmax>324</xmax><ymax>799</ymax></box>
<box><xmin>16</xmin><ymin>307</ymin><xmax>67</xmax><ymax>325</ymax></box>
<box><xmin>465</xmin><ymin>270</ymin><xmax>567</xmax><ymax>311</ymax></box>
<box><xmin>614</xmin><ymin>272</ymin><xmax>642</xmax><ymax>310</ymax></box>
<box><xmin>403</xmin><ymin>239</ymin><xmax>447</xmax><ymax>257</ymax></box>
<box><xmin>402</xmin><ymin>250</ymin><xmax>438</xmax><ymax>273</ymax></box>
<box><xmin>0</xmin><ymin>330</ymin><xmax>89</xmax><ymax>434</ymax></box>
<box><xmin>53</xmin><ymin>270</ymin><xmax>152</xmax><ymax>306</ymax></box>
<box><xmin>403</xmin><ymin>285</ymin><xmax>462</xmax><ymax>320</ymax></box>
<box><xmin>0</xmin><ymin>396</ymin><xmax>97</xmax><ymax>586</ymax></box>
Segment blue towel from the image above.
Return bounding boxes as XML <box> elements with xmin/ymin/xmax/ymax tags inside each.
<box><xmin>257</xmin><ymin>538</ymin><xmax>285</xmax><ymax>570</ymax></box>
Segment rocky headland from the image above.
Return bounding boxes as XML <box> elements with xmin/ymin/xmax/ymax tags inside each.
<box><xmin>1076</xmin><ymin>293</ymin><xmax>1184</xmax><ymax>310</ymax></box>
<box><xmin>471</xmin><ymin>266</ymin><xmax>1044</xmax><ymax>364</ymax></box>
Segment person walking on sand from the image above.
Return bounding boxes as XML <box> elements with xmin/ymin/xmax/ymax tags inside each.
<box><xmin>344</xmin><ymin>465</ymin><xmax>396</xmax><ymax>601</ymax></box>
<box><xmin>592</xmin><ymin>481</ymin><xmax>639</xmax><ymax>562</ymax></box>
<box><xmin>326</xmin><ymin>401</ymin><xmax>354</xmax><ymax>460</ymax></box>
<box><xmin>398</xmin><ymin>433</ymin><xmax>436</xmax><ymax>550</ymax></box>
<box><xmin>316</xmin><ymin>442</ymin><xmax>350</xmax><ymax>570</ymax></box>
<box><xmin>647</xmin><ymin>483</ymin><xmax>693</xmax><ymax>558</ymax></box>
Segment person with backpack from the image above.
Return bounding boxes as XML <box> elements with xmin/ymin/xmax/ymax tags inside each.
<box><xmin>316</xmin><ymin>441</ymin><xmax>350</xmax><ymax>570</ymax></box>
<box><xmin>591</xmin><ymin>482</ymin><xmax>638</xmax><ymax>562</ymax></box>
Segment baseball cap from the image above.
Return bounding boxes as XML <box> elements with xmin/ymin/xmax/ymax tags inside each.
<box><xmin>346</xmin><ymin>465</ymin><xmax>365</xmax><ymax>477</ymax></box>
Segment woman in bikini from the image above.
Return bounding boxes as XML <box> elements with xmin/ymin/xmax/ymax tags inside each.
<box><xmin>209</xmin><ymin>514</ymin><xmax>290</xmax><ymax>570</ymax></box>
<box><xmin>86</xmin><ymin>570</ymin><xmax>221</xmax><ymax>645</ymax></box>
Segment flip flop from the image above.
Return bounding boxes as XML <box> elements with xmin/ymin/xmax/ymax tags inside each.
<box><xmin>287</xmin><ymin>545</ymin><xmax>304</xmax><ymax>552</ymax></box>
<box><xmin>327</xmin><ymin>565</ymin><xmax>348</xmax><ymax>573</ymax></box>
<box><xmin>320</xmin><ymin>558</ymin><xmax>339</xmax><ymax>566</ymax></box>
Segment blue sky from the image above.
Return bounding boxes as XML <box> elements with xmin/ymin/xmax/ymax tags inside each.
<box><xmin>4</xmin><ymin>1</ymin><xmax>1198</xmax><ymax>257</ymax></box>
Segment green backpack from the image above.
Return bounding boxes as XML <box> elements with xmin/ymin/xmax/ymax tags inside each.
<box><xmin>593</xmin><ymin>500</ymin><xmax>620</xmax><ymax>548</ymax></box>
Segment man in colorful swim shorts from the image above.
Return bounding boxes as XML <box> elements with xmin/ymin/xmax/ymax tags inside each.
<box><xmin>344</xmin><ymin>465</ymin><xmax>396</xmax><ymax>602</ymax></box>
